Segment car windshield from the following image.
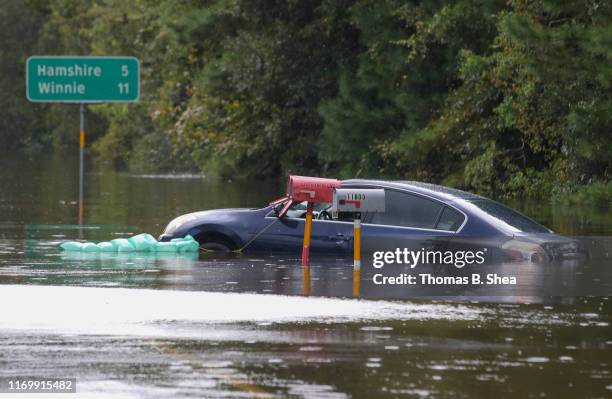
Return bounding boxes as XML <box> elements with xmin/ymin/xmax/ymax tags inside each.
<box><xmin>468</xmin><ymin>199</ymin><xmax>550</xmax><ymax>233</ymax></box>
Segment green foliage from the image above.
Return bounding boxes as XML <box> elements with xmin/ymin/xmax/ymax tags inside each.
<box><xmin>165</xmin><ymin>0</ymin><xmax>359</xmax><ymax>178</ymax></box>
<box><xmin>128</xmin><ymin>129</ymin><xmax>196</xmax><ymax>174</ymax></box>
<box><xmin>1</xmin><ymin>0</ymin><xmax>611</xmax><ymax>201</ymax></box>
<box><xmin>319</xmin><ymin>0</ymin><xmax>501</xmax><ymax>178</ymax></box>
<box><xmin>555</xmin><ymin>181</ymin><xmax>612</xmax><ymax>209</ymax></box>
<box><xmin>369</xmin><ymin>0</ymin><xmax>612</xmax><ymax>199</ymax></box>
<box><xmin>0</xmin><ymin>0</ymin><xmax>49</xmax><ymax>152</ymax></box>
<box><xmin>92</xmin><ymin>104</ymin><xmax>146</xmax><ymax>170</ymax></box>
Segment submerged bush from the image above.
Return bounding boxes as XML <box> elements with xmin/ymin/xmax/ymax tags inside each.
<box><xmin>555</xmin><ymin>181</ymin><xmax>612</xmax><ymax>209</ymax></box>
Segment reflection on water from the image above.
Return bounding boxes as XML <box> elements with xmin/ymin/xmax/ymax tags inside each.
<box><xmin>1</xmin><ymin>155</ymin><xmax>611</xmax><ymax>398</ymax></box>
<box><xmin>7</xmin><ymin>232</ymin><xmax>612</xmax><ymax>300</ymax></box>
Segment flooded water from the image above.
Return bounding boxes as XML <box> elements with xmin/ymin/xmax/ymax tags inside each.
<box><xmin>1</xmin><ymin>155</ymin><xmax>611</xmax><ymax>398</ymax></box>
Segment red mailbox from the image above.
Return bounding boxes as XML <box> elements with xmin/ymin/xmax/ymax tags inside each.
<box><xmin>285</xmin><ymin>175</ymin><xmax>340</xmax><ymax>268</ymax></box>
<box><xmin>287</xmin><ymin>175</ymin><xmax>341</xmax><ymax>203</ymax></box>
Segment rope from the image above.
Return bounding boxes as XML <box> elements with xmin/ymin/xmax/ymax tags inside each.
<box><xmin>199</xmin><ymin>216</ymin><xmax>281</xmax><ymax>254</ymax></box>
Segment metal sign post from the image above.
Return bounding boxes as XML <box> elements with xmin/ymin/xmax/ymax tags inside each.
<box><xmin>78</xmin><ymin>104</ymin><xmax>86</xmax><ymax>229</ymax></box>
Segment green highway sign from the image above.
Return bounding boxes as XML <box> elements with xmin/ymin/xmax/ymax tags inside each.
<box><xmin>26</xmin><ymin>56</ymin><xmax>140</xmax><ymax>103</ymax></box>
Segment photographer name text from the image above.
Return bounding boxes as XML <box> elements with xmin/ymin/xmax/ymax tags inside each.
<box><xmin>373</xmin><ymin>273</ymin><xmax>516</xmax><ymax>285</ymax></box>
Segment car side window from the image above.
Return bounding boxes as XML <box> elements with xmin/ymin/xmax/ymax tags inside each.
<box><xmin>435</xmin><ymin>206</ymin><xmax>464</xmax><ymax>231</ymax></box>
<box><xmin>285</xmin><ymin>201</ymin><xmax>332</xmax><ymax>219</ymax></box>
<box><xmin>368</xmin><ymin>190</ymin><xmax>443</xmax><ymax>229</ymax></box>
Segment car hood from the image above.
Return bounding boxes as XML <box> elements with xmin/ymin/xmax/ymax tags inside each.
<box><xmin>163</xmin><ymin>208</ymin><xmax>259</xmax><ymax>235</ymax></box>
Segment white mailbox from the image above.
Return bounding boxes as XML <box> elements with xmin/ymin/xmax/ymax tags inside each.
<box><xmin>332</xmin><ymin>188</ymin><xmax>386</xmax><ymax>213</ymax></box>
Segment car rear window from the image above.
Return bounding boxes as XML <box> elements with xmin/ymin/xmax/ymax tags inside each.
<box><xmin>435</xmin><ymin>206</ymin><xmax>464</xmax><ymax>231</ymax></box>
<box><xmin>468</xmin><ymin>199</ymin><xmax>550</xmax><ymax>233</ymax></box>
<box><xmin>369</xmin><ymin>190</ymin><xmax>443</xmax><ymax>229</ymax></box>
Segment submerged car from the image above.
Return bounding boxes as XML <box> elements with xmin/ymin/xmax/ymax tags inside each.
<box><xmin>159</xmin><ymin>179</ymin><xmax>584</xmax><ymax>262</ymax></box>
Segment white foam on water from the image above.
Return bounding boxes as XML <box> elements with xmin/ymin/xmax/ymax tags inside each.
<box><xmin>0</xmin><ymin>285</ymin><xmax>481</xmax><ymax>338</ymax></box>
<box><xmin>0</xmin><ymin>394</ymin><xmax>137</xmax><ymax>399</ymax></box>
<box><xmin>525</xmin><ymin>356</ymin><xmax>550</xmax><ymax>363</ymax></box>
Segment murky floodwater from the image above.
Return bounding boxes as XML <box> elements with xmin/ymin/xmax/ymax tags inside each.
<box><xmin>1</xmin><ymin>155</ymin><xmax>611</xmax><ymax>398</ymax></box>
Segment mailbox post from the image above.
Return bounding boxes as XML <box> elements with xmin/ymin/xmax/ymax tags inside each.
<box><xmin>285</xmin><ymin>176</ymin><xmax>341</xmax><ymax>267</ymax></box>
<box><xmin>332</xmin><ymin>188</ymin><xmax>386</xmax><ymax>272</ymax></box>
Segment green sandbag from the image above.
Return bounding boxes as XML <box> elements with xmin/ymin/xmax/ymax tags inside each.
<box><xmin>176</xmin><ymin>240</ymin><xmax>199</xmax><ymax>252</ymax></box>
<box><xmin>111</xmin><ymin>238</ymin><xmax>135</xmax><ymax>252</ymax></box>
<box><xmin>171</xmin><ymin>235</ymin><xmax>199</xmax><ymax>252</ymax></box>
<box><xmin>128</xmin><ymin>233</ymin><xmax>157</xmax><ymax>251</ymax></box>
<box><xmin>97</xmin><ymin>241</ymin><xmax>116</xmax><ymax>252</ymax></box>
<box><xmin>170</xmin><ymin>234</ymin><xmax>195</xmax><ymax>243</ymax></box>
<box><xmin>155</xmin><ymin>241</ymin><xmax>178</xmax><ymax>252</ymax></box>
<box><xmin>60</xmin><ymin>241</ymin><xmax>84</xmax><ymax>251</ymax></box>
<box><xmin>60</xmin><ymin>233</ymin><xmax>199</xmax><ymax>254</ymax></box>
<box><xmin>82</xmin><ymin>242</ymin><xmax>100</xmax><ymax>252</ymax></box>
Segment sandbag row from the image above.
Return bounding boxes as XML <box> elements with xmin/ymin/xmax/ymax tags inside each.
<box><xmin>60</xmin><ymin>233</ymin><xmax>200</xmax><ymax>253</ymax></box>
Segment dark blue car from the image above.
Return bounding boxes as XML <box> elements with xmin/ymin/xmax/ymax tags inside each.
<box><xmin>159</xmin><ymin>180</ymin><xmax>583</xmax><ymax>262</ymax></box>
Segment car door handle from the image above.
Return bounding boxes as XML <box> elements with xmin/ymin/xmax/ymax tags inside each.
<box><xmin>328</xmin><ymin>233</ymin><xmax>352</xmax><ymax>242</ymax></box>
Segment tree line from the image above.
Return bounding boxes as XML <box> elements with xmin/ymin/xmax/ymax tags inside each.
<box><xmin>2</xmin><ymin>0</ymin><xmax>611</xmax><ymax>205</ymax></box>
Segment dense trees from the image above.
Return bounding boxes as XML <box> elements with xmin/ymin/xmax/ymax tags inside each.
<box><xmin>0</xmin><ymin>0</ymin><xmax>49</xmax><ymax>152</ymax></box>
<box><xmin>1</xmin><ymin>0</ymin><xmax>611</xmax><ymax>203</ymax></box>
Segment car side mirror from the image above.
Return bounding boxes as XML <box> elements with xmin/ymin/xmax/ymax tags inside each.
<box><xmin>276</xmin><ymin>200</ymin><xmax>294</xmax><ymax>219</ymax></box>
<box><xmin>268</xmin><ymin>197</ymin><xmax>294</xmax><ymax>219</ymax></box>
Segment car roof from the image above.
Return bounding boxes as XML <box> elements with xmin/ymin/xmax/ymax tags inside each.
<box><xmin>341</xmin><ymin>179</ymin><xmax>484</xmax><ymax>202</ymax></box>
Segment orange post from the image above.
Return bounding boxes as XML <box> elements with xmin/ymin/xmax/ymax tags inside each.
<box><xmin>302</xmin><ymin>265</ymin><xmax>311</xmax><ymax>296</ymax></box>
<box><xmin>353</xmin><ymin>268</ymin><xmax>360</xmax><ymax>297</ymax></box>
<box><xmin>301</xmin><ymin>202</ymin><xmax>314</xmax><ymax>266</ymax></box>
